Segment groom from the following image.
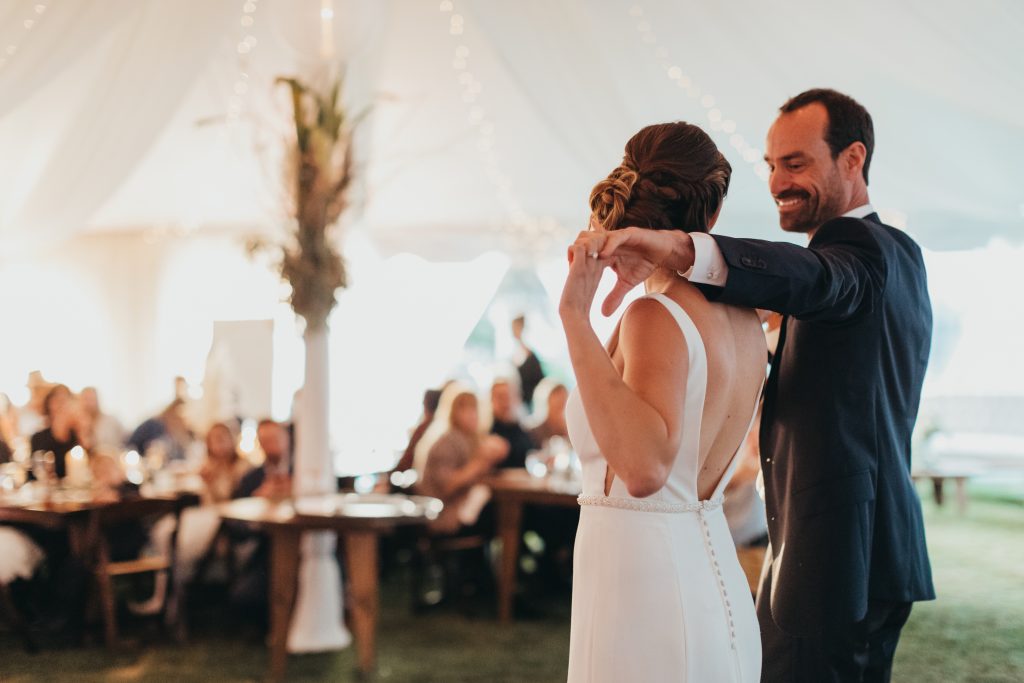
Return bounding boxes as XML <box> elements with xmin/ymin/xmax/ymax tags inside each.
<box><xmin>589</xmin><ymin>89</ymin><xmax>934</xmax><ymax>681</ymax></box>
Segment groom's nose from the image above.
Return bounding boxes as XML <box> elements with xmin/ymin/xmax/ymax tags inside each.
<box><xmin>769</xmin><ymin>168</ymin><xmax>791</xmax><ymax>198</ymax></box>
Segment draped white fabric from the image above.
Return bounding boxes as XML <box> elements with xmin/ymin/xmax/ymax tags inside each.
<box><xmin>1</xmin><ymin>0</ymin><xmax>1021</xmax><ymax>254</ymax></box>
<box><xmin>0</xmin><ymin>0</ymin><xmax>235</xmax><ymax>248</ymax></box>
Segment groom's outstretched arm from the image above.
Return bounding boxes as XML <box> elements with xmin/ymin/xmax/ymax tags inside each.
<box><xmin>692</xmin><ymin>218</ymin><xmax>887</xmax><ymax>322</ymax></box>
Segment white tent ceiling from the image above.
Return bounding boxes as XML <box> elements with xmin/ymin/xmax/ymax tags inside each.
<box><xmin>1</xmin><ymin>0</ymin><xmax>1022</xmax><ymax>259</ymax></box>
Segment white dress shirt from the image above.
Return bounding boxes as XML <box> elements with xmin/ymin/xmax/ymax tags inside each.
<box><xmin>682</xmin><ymin>203</ymin><xmax>875</xmax><ymax>287</ymax></box>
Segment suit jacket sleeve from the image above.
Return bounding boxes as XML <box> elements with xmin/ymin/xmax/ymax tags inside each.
<box><xmin>701</xmin><ymin>217</ymin><xmax>887</xmax><ymax>322</ymax></box>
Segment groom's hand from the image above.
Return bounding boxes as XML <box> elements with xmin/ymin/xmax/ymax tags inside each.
<box><xmin>572</xmin><ymin>228</ymin><xmax>696</xmax><ymax>316</ymax></box>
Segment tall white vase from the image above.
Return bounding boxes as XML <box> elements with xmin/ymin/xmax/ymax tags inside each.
<box><xmin>287</xmin><ymin>326</ymin><xmax>352</xmax><ymax>653</ymax></box>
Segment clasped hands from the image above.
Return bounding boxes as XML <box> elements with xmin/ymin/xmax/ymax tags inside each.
<box><xmin>559</xmin><ymin>225</ymin><xmax>696</xmax><ymax>320</ymax></box>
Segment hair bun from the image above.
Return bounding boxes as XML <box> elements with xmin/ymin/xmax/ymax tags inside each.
<box><xmin>590</xmin><ymin>164</ymin><xmax>638</xmax><ymax>229</ymax></box>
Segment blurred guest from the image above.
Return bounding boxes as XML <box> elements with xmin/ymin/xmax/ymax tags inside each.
<box><xmin>527</xmin><ymin>379</ymin><xmax>570</xmax><ymax>449</ymax></box>
<box><xmin>133</xmin><ymin>423</ymin><xmax>245</xmax><ymax>616</ymax></box>
<box><xmin>200</xmin><ymin>422</ymin><xmax>249</xmax><ymax>504</ymax></box>
<box><xmin>17</xmin><ymin>371</ymin><xmax>51</xmax><ymax>438</ymax></box>
<box><xmin>392</xmin><ymin>388</ymin><xmax>443</xmax><ymax>474</ymax></box>
<box><xmin>127</xmin><ymin>399</ymin><xmax>193</xmax><ymax>462</ymax></box>
<box><xmin>420</xmin><ymin>386</ymin><xmax>509</xmax><ymax>534</ymax></box>
<box><xmin>78</xmin><ymin>387</ymin><xmax>125</xmax><ymax>454</ymax></box>
<box><xmin>0</xmin><ymin>394</ymin><xmax>13</xmax><ymax>463</ymax></box>
<box><xmin>0</xmin><ymin>392</ymin><xmax>19</xmax><ymax>451</ymax></box>
<box><xmin>511</xmin><ymin>315</ymin><xmax>545</xmax><ymax>408</ymax></box>
<box><xmin>488</xmin><ymin>378</ymin><xmax>534</xmax><ymax>469</ymax></box>
<box><xmin>234</xmin><ymin>419</ymin><xmax>292</xmax><ymax>499</ymax></box>
<box><xmin>228</xmin><ymin>419</ymin><xmax>293</xmax><ymax>620</ymax></box>
<box><xmin>29</xmin><ymin>384</ymin><xmax>82</xmax><ymax>479</ymax></box>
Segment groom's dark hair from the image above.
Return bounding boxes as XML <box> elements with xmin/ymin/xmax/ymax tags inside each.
<box><xmin>781</xmin><ymin>88</ymin><xmax>874</xmax><ymax>184</ymax></box>
<box><xmin>590</xmin><ymin>122</ymin><xmax>731</xmax><ymax>234</ymax></box>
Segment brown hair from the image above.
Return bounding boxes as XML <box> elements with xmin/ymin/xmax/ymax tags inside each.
<box><xmin>590</xmin><ymin>122</ymin><xmax>731</xmax><ymax>233</ymax></box>
<box><xmin>780</xmin><ymin>88</ymin><xmax>874</xmax><ymax>184</ymax></box>
<box><xmin>43</xmin><ymin>384</ymin><xmax>71</xmax><ymax>419</ymax></box>
<box><xmin>205</xmin><ymin>422</ymin><xmax>241</xmax><ymax>465</ymax></box>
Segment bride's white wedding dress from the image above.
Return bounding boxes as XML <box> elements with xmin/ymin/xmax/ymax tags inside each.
<box><xmin>566</xmin><ymin>293</ymin><xmax>761</xmax><ymax>682</ymax></box>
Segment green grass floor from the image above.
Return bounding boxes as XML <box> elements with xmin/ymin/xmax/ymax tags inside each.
<box><xmin>2</xmin><ymin>486</ymin><xmax>1022</xmax><ymax>682</ymax></box>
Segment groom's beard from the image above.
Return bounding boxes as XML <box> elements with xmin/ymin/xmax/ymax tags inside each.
<box><xmin>777</xmin><ymin>168</ymin><xmax>846</xmax><ymax>234</ymax></box>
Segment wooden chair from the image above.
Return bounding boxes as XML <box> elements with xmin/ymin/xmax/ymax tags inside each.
<box><xmin>92</xmin><ymin>497</ymin><xmax>183</xmax><ymax>648</ymax></box>
<box><xmin>410</xmin><ymin>529</ymin><xmax>489</xmax><ymax>612</ymax></box>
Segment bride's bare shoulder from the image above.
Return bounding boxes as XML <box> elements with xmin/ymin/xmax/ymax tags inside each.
<box><xmin>617</xmin><ymin>295</ymin><xmax>690</xmax><ymax>353</ymax></box>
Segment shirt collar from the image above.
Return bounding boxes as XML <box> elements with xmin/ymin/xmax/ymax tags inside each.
<box><xmin>841</xmin><ymin>203</ymin><xmax>875</xmax><ymax>219</ymax></box>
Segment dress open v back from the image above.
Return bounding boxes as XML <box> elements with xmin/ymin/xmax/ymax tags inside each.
<box><xmin>565</xmin><ymin>292</ymin><xmax>761</xmax><ymax>682</ymax></box>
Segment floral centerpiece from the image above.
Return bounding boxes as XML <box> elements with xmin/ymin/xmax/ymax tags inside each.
<box><xmin>256</xmin><ymin>70</ymin><xmax>367</xmax><ymax>654</ymax></box>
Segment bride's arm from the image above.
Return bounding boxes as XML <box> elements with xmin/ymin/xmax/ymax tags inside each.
<box><xmin>561</xmin><ymin>289</ymin><xmax>688</xmax><ymax>498</ymax></box>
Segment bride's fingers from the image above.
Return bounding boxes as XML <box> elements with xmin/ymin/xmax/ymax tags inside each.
<box><xmin>573</xmin><ymin>231</ymin><xmax>606</xmax><ymax>258</ymax></box>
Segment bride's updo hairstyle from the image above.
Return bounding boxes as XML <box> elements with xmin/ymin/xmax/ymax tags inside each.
<box><xmin>590</xmin><ymin>122</ymin><xmax>731</xmax><ymax>233</ymax></box>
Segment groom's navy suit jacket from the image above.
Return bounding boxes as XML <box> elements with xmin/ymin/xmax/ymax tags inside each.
<box><xmin>701</xmin><ymin>213</ymin><xmax>935</xmax><ymax>636</ymax></box>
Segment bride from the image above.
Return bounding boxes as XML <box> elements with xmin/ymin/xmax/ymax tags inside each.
<box><xmin>560</xmin><ymin>122</ymin><xmax>765</xmax><ymax>681</ymax></box>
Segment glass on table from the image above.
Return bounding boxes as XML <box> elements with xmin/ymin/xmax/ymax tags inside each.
<box><xmin>525</xmin><ymin>449</ymin><xmax>548</xmax><ymax>478</ymax></box>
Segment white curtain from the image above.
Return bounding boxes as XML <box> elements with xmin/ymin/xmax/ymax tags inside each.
<box><xmin>1</xmin><ymin>0</ymin><xmax>236</xmax><ymax>249</ymax></box>
<box><xmin>465</xmin><ymin>0</ymin><xmax>635</xmax><ymax>175</ymax></box>
<box><xmin>0</xmin><ymin>0</ymin><xmax>133</xmax><ymax>118</ymax></box>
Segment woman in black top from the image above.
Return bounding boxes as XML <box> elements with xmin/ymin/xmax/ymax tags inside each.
<box><xmin>29</xmin><ymin>384</ymin><xmax>81</xmax><ymax>480</ymax></box>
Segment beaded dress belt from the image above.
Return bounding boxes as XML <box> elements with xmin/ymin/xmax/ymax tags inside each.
<box><xmin>576</xmin><ymin>495</ymin><xmax>724</xmax><ymax>513</ymax></box>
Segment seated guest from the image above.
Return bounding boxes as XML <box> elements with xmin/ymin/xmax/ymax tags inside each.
<box><xmin>78</xmin><ymin>387</ymin><xmax>125</xmax><ymax>454</ymax></box>
<box><xmin>228</xmin><ymin>419</ymin><xmax>294</xmax><ymax>620</ymax></box>
<box><xmin>488</xmin><ymin>378</ymin><xmax>534</xmax><ymax>469</ymax></box>
<box><xmin>29</xmin><ymin>384</ymin><xmax>82</xmax><ymax>479</ymax></box>
<box><xmin>16</xmin><ymin>371</ymin><xmax>51</xmax><ymax>439</ymax></box>
<box><xmin>392</xmin><ymin>388</ymin><xmax>443</xmax><ymax>475</ymax></box>
<box><xmin>126</xmin><ymin>399</ymin><xmax>193</xmax><ymax>462</ymax></box>
<box><xmin>527</xmin><ymin>379</ymin><xmax>570</xmax><ymax>449</ymax></box>
<box><xmin>0</xmin><ymin>392</ymin><xmax>18</xmax><ymax>458</ymax></box>
<box><xmin>419</xmin><ymin>386</ymin><xmax>509</xmax><ymax>534</ymax></box>
<box><xmin>234</xmin><ymin>419</ymin><xmax>292</xmax><ymax>499</ymax></box>
<box><xmin>0</xmin><ymin>394</ymin><xmax>13</xmax><ymax>463</ymax></box>
<box><xmin>200</xmin><ymin>422</ymin><xmax>249</xmax><ymax>504</ymax></box>
<box><xmin>132</xmin><ymin>423</ymin><xmax>246</xmax><ymax>615</ymax></box>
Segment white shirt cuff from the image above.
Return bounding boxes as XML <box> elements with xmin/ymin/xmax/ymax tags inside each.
<box><xmin>678</xmin><ymin>232</ymin><xmax>728</xmax><ymax>287</ymax></box>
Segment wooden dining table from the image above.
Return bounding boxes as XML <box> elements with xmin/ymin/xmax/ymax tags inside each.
<box><xmin>0</xmin><ymin>487</ymin><xmax>200</xmax><ymax>646</ymax></box>
<box><xmin>0</xmin><ymin>489</ymin><xmax>195</xmax><ymax>565</ymax></box>
<box><xmin>218</xmin><ymin>492</ymin><xmax>440</xmax><ymax>682</ymax></box>
<box><xmin>483</xmin><ymin>468</ymin><xmax>581</xmax><ymax>624</ymax></box>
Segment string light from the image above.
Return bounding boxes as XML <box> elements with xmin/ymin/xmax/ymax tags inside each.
<box><xmin>0</xmin><ymin>2</ymin><xmax>48</xmax><ymax>73</ymax></box>
<box><xmin>439</xmin><ymin>2</ymin><xmax>563</xmax><ymax>257</ymax></box>
<box><xmin>227</xmin><ymin>0</ymin><xmax>261</xmax><ymax>124</ymax></box>
<box><xmin>627</xmin><ymin>4</ymin><xmax>770</xmax><ymax>183</ymax></box>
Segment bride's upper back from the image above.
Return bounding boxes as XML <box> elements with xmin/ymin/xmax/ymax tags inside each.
<box><xmin>664</xmin><ymin>283</ymin><xmax>766</xmax><ymax>499</ymax></box>
<box><xmin>589</xmin><ymin>120</ymin><xmax>761</xmax><ymax>499</ymax></box>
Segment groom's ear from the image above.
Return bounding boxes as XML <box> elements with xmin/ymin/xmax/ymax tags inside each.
<box><xmin>841</xmin><ymin>141</ymin><xmax>867</xmax><ymax>182</ymax></box>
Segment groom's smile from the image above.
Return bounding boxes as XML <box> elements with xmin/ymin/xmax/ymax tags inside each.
<box><xmin>764</xmin><ymin>103</ymin><xmax>853</xmax><ymax>236</ymax></box>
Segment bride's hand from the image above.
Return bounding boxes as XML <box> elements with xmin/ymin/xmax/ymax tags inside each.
<box><xmin>559</xmin><ymin>240</ymin><xmax>610</xmax><ymax>322</ymax></box>
<box><xmin>593</xmin><ymin>227</ymin><xmax>695</xmax><ymax>316</ymax></box>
